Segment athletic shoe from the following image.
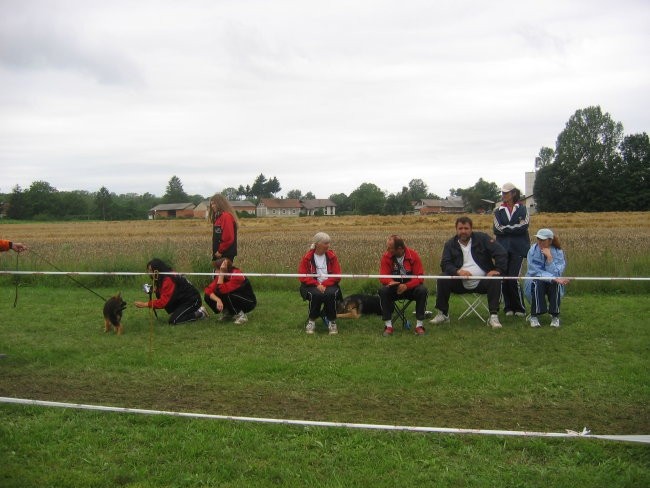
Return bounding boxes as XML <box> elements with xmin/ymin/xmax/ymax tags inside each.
<box><xmin>328</xmin><ymin>322</ymin><xmax>338</xmax><ymax>335</ymax></box>
<box><xmin>505</xmin><ymin>311</ymin><xmax>514</xmax><ymax>317</ymax></box>
<box><xmin>382</xmin><ymin>326</ymin><xmax>394</xmax><ymax>337</ymax></box>
<box><xmin>487</xmin><ymin>314</ymin><xmax>502</xmax><ymax>328</ymax></box>
<box><xmin>429</xmin><ymin>311</ymin><xmax>450</xmax><ymax>325</ymax></box>
<box><xmin>233</xmin><ymin>312</ymin><xmax>248</xmax><ymax>325</ymax></box>
<box><xmin>514</xmin><ymin>311</ymin><xmax>526</xmax><ymax>318</ymax></box>
<box><xmin>414</xmin><ymin>325</ymin><xmax>425</xmax><ymax>336</ymax></box>
<box><xmin>529</xmin><ymin>316</ymin><xmax>541</xmax><ymax>328</ymax></box>
<box><xmin>305</xmin><ymin>320</ymin><xmax>316</xmax><ymax>334</ymax></box>
<box><xmin>550</xmin><ymin>316</ymin><xmax>560</xmax><ymax>328</ymax></box>
<box><xmin>197</xmin><ymin>306</ymin><xmax>209</xmax><ymax>320</ymax></box>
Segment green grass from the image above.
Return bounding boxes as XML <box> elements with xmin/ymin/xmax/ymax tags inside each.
<box><xmin>1</xmin><ymin>286</ymin><xmax>649</xmax><ymax>487</ymax></box>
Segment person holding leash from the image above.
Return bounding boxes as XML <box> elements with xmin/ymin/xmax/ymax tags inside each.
<box><xmin>493</xmin><ymin>182</ymin><xmax>530</xmax><ymax>317</ymax></box>
<box><xmin>525</xmin><ymin>228</ymin><xmax>569</xmax><ymax>328</ymax></box>
<box><xmin>134</xmin><ymin>258</ymin><xmax>208</xmax><ymax>325</ymax></box>
<box><xmin>0</xmin><ymin>240</ymin><xmax>27</xmax><ymax>253</ymax></box>
<box><xmin>298</xmin><ymin>232</ymin><xmax>342</xmax><ymax>335</ymax></box>
<box><xmin>378</xmin><ymin>234</ymin><xmax>429</xmax><ymax>336</ymax></box>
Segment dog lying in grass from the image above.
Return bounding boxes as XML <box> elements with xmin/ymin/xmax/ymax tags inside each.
<box><xmin>103</xmin><ymin>292</ymin><xmax>127</xmax><ymax>335</ymax></box>
<box><xmin>336</xmin><ymin>294</ymin><xmax>382</xmax><ymax>319</ymax></box>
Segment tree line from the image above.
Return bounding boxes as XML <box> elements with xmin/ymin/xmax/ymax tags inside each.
<box><xmin>3</xmin><ymin>105</ymin><xmax>647</xmax><ymax>220</ymax></box>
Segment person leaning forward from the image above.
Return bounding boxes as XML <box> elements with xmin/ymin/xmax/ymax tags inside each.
<box><xmin>379</xmin><ymin>235</ymin><xmax>429</xmax><ymax>336</ymax></box>
<box><xmin>430</xmin><ymin>216</ymin><xmax>507</xmax><ymax>328</ymax></box>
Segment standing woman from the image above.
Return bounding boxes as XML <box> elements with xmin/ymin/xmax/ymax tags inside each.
<box><xmin>209</xmin><ymin>194</ymin><xmax>238</xmax><ymax>266</ymax></box>
<box><xmin>134</xmin><ymin>258</ymin><xmax>208</xmax><ymax>325</ymax></box>
<box><xmin>493</xmin><ymin>182</ymin><xmax>530</xmax><ymax>317</ymax></box>
<box><xmin>298</xmin><ymin>232</ymin><xmax>342</xmax><ymax>335</ymax></box>
<box><xmin>524</xmin><ymin>229</ymin><xmax>569</xmax><ymax>328</ymax></box>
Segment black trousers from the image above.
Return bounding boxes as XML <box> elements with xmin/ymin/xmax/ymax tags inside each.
<box><xmin>529</xmin><ymin>280</ymin><xmax>561</xmax><ymax>316</ymax></box>
<box><xmin>435</xmin><ymin>278</ymin><xmax>500</xmax><ymax>315</ymax></box>
<box><xmin>501</xmin><ymin>252</ymin><xmax>526</xmax><ymax>313</ymax></box>
<box><xmin>379</xmin><ymin>284</ymin><xmax>428</xmax><ymax>321</ymax></box>
<box><xmin>204</xmin><ymin>291</ymin><xmax>257</xmax><ymax>316</ymax></box>
<box><xmin>300</xmin><ymin>284</ymin><xmax>341</xmax><ymax>321</ymax></box>
<box><xmin>168</xmin><ymin>296</ymin><xmax>202</xmax><ymax>324</ymax></box>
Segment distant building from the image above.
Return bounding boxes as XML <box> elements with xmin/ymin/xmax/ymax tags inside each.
<box><xmin>525</xmin><ymin>171</ymin><xmax>537</xmax><ymax>214</ymax></box>
<box><xmin>256</xmin><ymin>198</ymin><xmax>302</xmax><ymax>218</ymax></box>
<box><xmin>300</xmin><ymin>199</ymin><xmax>336</xmax><ymax>216</ymax></box>
<box><xmin>414</xmin><ymin>197</ymin><xmax>464</xmax><ymax>215</ymax></box>
<box><xmin>149</xmin><ymin>203</ymin><xmax>196</xmax><ymax>219</ymax></box>
<box><xmin>230</xmin><ymin>200</ymin><xmax>257</xmax><ymax>216</ymax></box>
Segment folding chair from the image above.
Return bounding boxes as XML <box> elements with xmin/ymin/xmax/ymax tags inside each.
<box><xmin>392</xmin><ymin>299</ymin><xmax>413</xmax><ymax>330</ymax></box>
<box><xmin>457</xmin><ymin>293</ymin><xmax>489</xmax><ymax>323</ymax></box>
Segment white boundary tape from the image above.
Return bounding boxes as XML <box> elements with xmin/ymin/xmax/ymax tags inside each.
<box><xmin>1</xmin><ymin>270</ymin><xmax>650</xmax><ymax>281</ymax></box>
<box><xmin>1</xmin><ymin>396</ymin><xmax>647</xmax><ymax>444</ymax></box>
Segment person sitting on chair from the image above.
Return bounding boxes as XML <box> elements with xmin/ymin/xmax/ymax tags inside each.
<box><xmin>524</xmin><ymin>228</ymin><xmax>569</xmax><ymax>328</ymax></box>
<box><xmin>298</xmin><ymin>232</ymin><xmax>342</xmax><ymax>335</ymax></box>
<box><xmin>430</xmin><ymin>216</ymin><xmax>507</xmax><ymax>328</ymax></box>
<box><xmin>379</xmin><ymin>235</ymin><xmax>428</xmax><ymax>336</ymax></box>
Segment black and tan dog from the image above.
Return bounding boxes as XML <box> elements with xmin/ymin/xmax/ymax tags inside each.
<box><xmin>336</xmin><ymin>294</ymin><xmax>382</xmax><ymax>319</ymax></box>
<box><xmin>103</xmin><ymin>292</ymin><xmax>127</xmax><ymax>335</ymax></box>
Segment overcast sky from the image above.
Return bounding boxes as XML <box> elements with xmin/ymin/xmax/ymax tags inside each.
<box><xmin>1</xmin><ymin>0</ymin><xmax>648</xmax><ymax>199</ymax></box>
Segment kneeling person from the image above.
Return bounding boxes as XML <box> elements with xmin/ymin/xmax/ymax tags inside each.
<box><xmin>134</xmin><ymin>258</ymin><xmax>207</xmax><ymax>324</ymax></box>
<box><xmin>204</xmin><ymin>258</ymin><xmax>257</xmax><ymax>324</ymax></box>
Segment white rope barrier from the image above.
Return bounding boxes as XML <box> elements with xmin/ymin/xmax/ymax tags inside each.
<box><xmin>1</xmin><ymin>396</ymin><xmax>648</xmax><ymax>444</ymax></box>
<box><xmin>1</xmin><ymin>270</ymin><xmax>649</xmax><ymax>281</ymax></box>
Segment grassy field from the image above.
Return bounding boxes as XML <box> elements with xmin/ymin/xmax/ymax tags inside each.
<box><xmin>1</xmin><ymin>214</ymin><xmax>649</xmax><ymax>486</ymax></box>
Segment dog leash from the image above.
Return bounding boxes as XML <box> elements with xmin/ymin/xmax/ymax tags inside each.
<box><xmin>29</xmin><ymin>248</ymin><xmax>107</xmax><ymax>302</ymax></box>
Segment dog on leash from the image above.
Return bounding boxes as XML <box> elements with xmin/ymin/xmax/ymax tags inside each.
<box><xmin>336</xmin><ymin>294</ymin><xmax>382</xmax><ymax>319</ymax></box>
<box><xmin>103</xmin><ymin>292</ymin><xmax>127</xmax><ymax>335</ymax></box>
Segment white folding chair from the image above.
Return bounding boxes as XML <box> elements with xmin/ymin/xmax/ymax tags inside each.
<box><xmin>457</xmin><ymin>293</ymin><xmax>489</xmax><ymax>322</ymax></box>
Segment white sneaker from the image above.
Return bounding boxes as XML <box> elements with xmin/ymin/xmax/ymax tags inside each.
<box><xmin>488</xmin><ymin>314</ymin><xmax>502</xmax><ymax>328</ymax></box>
<box><xmin>550</xmin><ymin>316</ymin><xmax>560</xmax><ymax>328</ymax></box>
<box><xmin>233</xmin><ymin>312</ymin><xmax>248</xmax><ymax>325</ymax></box>
<box><xmin>305</xmin><ymin>320</ymin><xmax>316</xmax><ymax>334</ymax></box>
<box><xmin>514</xmin><ymin>311</ymin><xmax>526</xmax><ymax>318</ymax></box>
<box><xmin>430</xmin><ymin>311</ymin><xmax>450</xmax><ymax>324</ymax></box>
<box><xmin>328</xmin><ymin>322</ymin><xmax>338</xmax><ymax>335</ymax></box>
<box><xmin>505</xmin><ymin>311</ymin><xmax>514</xmax><ymax>317</ymax></box>
<box><xmin>197</xmin><ymin>306</ymin><xmax>209</xmax><ymax>320</ymax></box>
<box><xmin>529</xmin><ymin>316</ymin><xmax>541</xmax><ymax>328</ymax></box>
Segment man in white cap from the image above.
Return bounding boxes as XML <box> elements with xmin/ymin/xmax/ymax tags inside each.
<box><xmin>493</xmin><ymin>182</ymin><xmax>530</xmax><ymax>317</ymax></box>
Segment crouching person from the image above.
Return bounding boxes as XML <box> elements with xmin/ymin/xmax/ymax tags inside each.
<box><xmin>134</xmin><ymin>258</ymin><xmax>208</xmax><ymax>324</ymax></box>
<box><xmin>204</xmin><ymin>258</ymin><xmax>257</xmax><ymax>324</ymax></box>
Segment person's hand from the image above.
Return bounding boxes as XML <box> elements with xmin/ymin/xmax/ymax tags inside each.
<box><xmin>11</xmin><ymin>242</ymin><xmax>27</xmax><ymax>252</ymax></box>
<box><xmin>457</xmin><ymin>269</ymin><xmax>472</xmax><ymax>277</ymax></box>
<box><xmin>554</xmin><ymin>277</ymin><xmax>570</xmax><ymax>285</ymax></box>
<box><xmin>396</xmin><ymin>283</ymin><xmax>407</xmax><ymax>294</ymax></box>
<box><xmin>134</xmin><ymin>301</ymin><xmax>149</xmax><ymax>308</ymax></box>
<box><xmin>487</xmin><ymin>270</ymin><xmax>500</xmax><ymax>277</ymax></box>
<box><xmin>316</xmin><ymin>284</ymin><xmax>326</xmax><ymax>293</ymax></box>
<box><xmin>541</xmin><ymin>247</ymin><xmax>553</xmax><ymax>260</ymax></box>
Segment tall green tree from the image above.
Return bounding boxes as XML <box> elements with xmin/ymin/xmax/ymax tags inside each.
<box><xmin>535</xmin><ymin>106</ymin><xmax>626</xmax><ymax>212</ymax></box>
<box><xmin>384</xmin><ymin>187</ymin><xmax>413</xmax><ymax>215</ymax></box>
<box><xmin>349</xmin><ymin>183</ymin><xmax>386</xmax><ymax>215</ymax></box>
<box><xmin>450</xmin><ymin>178</ymin><xmax>500</xmax><ymax>213</ymax></box>
<box><xmin>329</xmin><ymin>193</ymin><xmax>352</xmax><ymax>214</ymax></box>
<box><xmin>617</xmin><ymin>132</ymin><xmax>650</xmax><ymax>209</ymax></box>
<box><xmin>162</xmin><ymin>175</ymin><xmax>189</xmax><ymax>203</ymax></box>
<box><xmin>7</xmin><ymin>185</ymin><xmax>27</xmax><ymax>220</ymax></box>
<box><xmin>94</xmin><ymin>186</ymin><xmax>114</xmax><ymax>220</ymax></box>
<box><xmin>221</xmin><ymin>187</ymin><xmax>239</xmax><ymax>201</ymax></box>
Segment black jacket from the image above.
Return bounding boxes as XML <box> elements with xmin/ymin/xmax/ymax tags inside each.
<box><xmin>440</xmin><ymin>231</ymin><xmax>508</xmax><ymax>276</ymax></box>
